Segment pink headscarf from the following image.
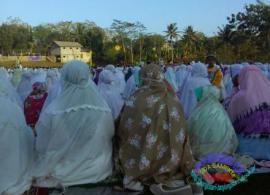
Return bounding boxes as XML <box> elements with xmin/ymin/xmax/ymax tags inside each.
<box><xmin>228</xmin><ymin>65</ymin><xmax>270</xmax><ymax>121</ymax></box>
<box><xmin>32</xmin><ymin>82</ymin><xmax>45</xmax><ymax>91</ymax></box>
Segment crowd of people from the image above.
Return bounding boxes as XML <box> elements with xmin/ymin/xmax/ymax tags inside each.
<box><xmin>1</xmin><ymin>57</ymin><xmax>270</xmax><ymax>195</ymax></box>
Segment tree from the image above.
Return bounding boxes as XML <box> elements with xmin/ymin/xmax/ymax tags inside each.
<box><xmin>33</xmin><ymin>24</ymin><xmax>59</xmax><ymax>54</ymax></box>
<box><xmin>182</xmin><ymin>26</ymin><xmax>198</xmax><ymax>59</ymax></box>
<box><xmin>164</xmin><ymin>23</ymin><xmax>180</xmax><ymax>63</ymax></box>
<box><xmin>111</xmin><ymin>20</ymin><xmax>146</xmax><ymax>65</ymax></box>
<box><xmin>142</xmin><ymin>34</ymin><xmax>166</xmax><ymax>63</ymax></box>
<box><xmin>130</xmin><ymin>22</ymin><xmax>146</xmax><ymax>63</ymax></box>
<box><xmin>222</xmin><ymin>1</ymin><xmax>270</xmax><ymax>61</ymax></box>
<box><xmin>111</xmin><ymin>20</ymin><xmax>130</xmax><ymax>65</ymax></box>
<box><xmin>0</xmin><ymin>18</ymin><xmax>33</xmax><ymax>55</ymax></box>
<box><xmin>84</xmin><ymin>26</ymin><xmax>106</xmax><ymax>65</ymax></box>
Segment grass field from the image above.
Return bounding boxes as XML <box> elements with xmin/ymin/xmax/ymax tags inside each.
<box><xmin>0</xmin><ymin>60</ymin><xmax>63</xmax><ymax>68</ymax></box>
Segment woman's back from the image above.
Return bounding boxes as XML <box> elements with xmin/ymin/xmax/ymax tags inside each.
<box><xmin>32</xmin><ymin>60</ymin><xmax>115</xmax><ymax>187</ymax></box>
<box><xmin>188</xmin><ymin>85</ymin><xmax>238</xmax><ymax>159</ymax></box>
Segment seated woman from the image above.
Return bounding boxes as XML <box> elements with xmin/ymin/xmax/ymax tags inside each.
<box><xmin>223</xmin><ymin>64</ymin><xmax>243</xmax><ymax>110</ymax></box>
<box><xmin>0</xmin><ymin>68</ymin><xmax>22</xmax><ymax>108</ymax></box>
<box><xmin>93</xmin><ymin>68</ymin><xmax>103</xmax><ymax>85</ymax></box>
<box><xmin>117</xmin><ymin>64</ymin><xmax>194</xmax><ymax>193</ymax></box>
<box><xmin>187</xmin><ymin>85</ymin><xmax>238</xmax><ymax>160</ymax></box>
<box><xmin>24</xmin><ymin>82</ymin><xmax>48</xmax><ymax>131</ymax></box>
<box><xmin>114</xmin><ymin>68</ymin><xmax>126</xmax><ymax>96</ymax></box>
<box><xmin>98</xmin><ymin>69</ymin><xmax>124</xmax><ymax>119</ymax></box>
<box><xmin>11</xmin><ymin>68</ymin><xmax>22</xmax><ymax>87</ymax></box>
<box><xmin>164</xmin><ymin>66</ymin><xmax>178</xmax><ymax>92</ymax></box>
<box><xmin>17</xmin><ymin>71</ymin><xmax>33</xmax><ymax>102</ymax></box>
<box><xmin>180</xmin><ymin>63</ymin><xmax>210</xmax><ymax>118</ymax></box>
<box><xmin>0</xmin><ymin>81</ymin><xmax>33</xmax><ymax>195</ymax></box>
<box><xmin>122</xmin><ymin>67</ymin><xmax>141</xmax><ymax>100</ymax></box>
<box><xmin>228</xmin><ymin>65</ymin><xmax>270</xmax><ymax>160</ymax></box>
<box><xmin>32</xmin><ymin>61</ymin><xmax>115</xmax><ymax>189</ymax></box>
<box><xmin>45</xmin><ymin>69</ymin><xmax>59</xmax><ymax>91</ymax></box>
<box><xmin>125</xmin><ymin>67</ymin><xmax>133</xmax><ymax>81</ymax></box>
<box><xmin>175</xmin><ymin>64</ymin><xmax>190</xmax><ymax>96</ymax></box>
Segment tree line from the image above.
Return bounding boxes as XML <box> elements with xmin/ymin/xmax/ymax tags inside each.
<box><xmin>0</xmin><ymin>1</ymin><xmax>269</xmax><ymax>65</ymax></box>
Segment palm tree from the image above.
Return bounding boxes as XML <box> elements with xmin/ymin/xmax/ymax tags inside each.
<box><xmin>182</xmin><ymin>26</ymin><xmax>198</xmax><ymax>58</ymax></box>
<box><xmin>164</xmin><ymin>23</ymin><xmax>180</xmax><ymax>63</ymax></box>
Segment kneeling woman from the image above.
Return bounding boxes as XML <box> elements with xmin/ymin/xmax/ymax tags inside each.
<box><xmin>187</xmin><ymin>85</ymin><xmax>238</xmax><ymax>160</ymax></box>
<box><xmin>0</xmin><ymin>83</ymin><xmax>33</xmax><ymax>194</ymax></box>
<box><xmin>32</xmin><ymin>61</ymin><xmax>114</xmax><ymax>189</ymax></box>
<box><xmin>228</xmin><ymin>65</ymin><xmax>270</xmax><ymax>160</ymax></box>
<box><xmin>117</xmin><ymin>64</ymin><xmax>194</xmax><ymax>192</ymax></box>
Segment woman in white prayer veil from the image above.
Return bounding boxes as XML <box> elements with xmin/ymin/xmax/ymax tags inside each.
<box><xmin>104</xmin><ymin>64</ymin><xmax>126</xmax><ymax>94</ymax></box>
<box><xmin>31</xmin><ymin>69</ymin><xmax>46</xmax><ymax>84</ymax></box>
<box><xmin>98</xmin><ymin>69</ymin><xmax>124</xmax><ymax>119</ymax></box>
<box><xmin>41</xmin><ymin>80</ymin><xmax>62</xmax><ymax>112</ymax></box>
<box><xmin>42</xmin><ymin>69</ymin><xmax>62</xmax><ymax>112</ymax></box>
<box><xmin>0</xmin><ymin>78</ymin><xmax>33</xmax><ymax>195</ymax></box>
<box><xmin>256</xmin><ymin>63</ymin><xmax>268</xmax><ymax>77</ymax></box>
<box><xmin>175</xmin><ymin>64</ymin><xmax>191</xmax><ymax>98</ymax></box>
<box><xmin>122</xmin><ymin>67</ymin><xmax>141</xmax><ymax>100</ymax></box>
<box><xmin>175</xmin><ymin>64</ymin><xmax>188</xmax><ymax>89</ymax></box>
<box><xmin>223</xmin><ymin>64</ymin><xmax>243</xmax><ymax>109</ymax></box>
<box><xmin>180</xmin><ymin>63</ymin><xmax>210</xmax><ymax>118</ymax></box>
<box><xmin>164</xmin><ymin>66</ymin><xmax>178</xmax><ymax>92</ymax></box>
<box><xmin>11</xmin><ymin>68</ymin><xmax>22</xmax><ymax>87</ymax></box>
<box><xmin>17</xmin><ymin>71</ymin><xmax>33</xmax><ymax>102</ymax></box>
<box><xmin>105</xmin><ymin>64</ymin><xmax>116</xmax><ymax>73</ymax></box>
<box><xmin>0</xmin><ymin>68</ymin><xmax>22</xmax><ymax>108</ymax></box>
<box><xmin>32</xmin><ymin>60</ymin><xmax>114</xmax><ymax>188</ymax></box>
<box><xmin>222</xmin><ymin>64</ymin><xmax>233</xmax><ymax>98</ymax></box>
<box><xmin>114</xmin><ymin>69</ymin><xmax>126</xmax><ymax>95</ymax></box>
<box><xmin>45</xmin><ymin>69</ymin><xmax>59</xmax><ymax>91</ymax></box>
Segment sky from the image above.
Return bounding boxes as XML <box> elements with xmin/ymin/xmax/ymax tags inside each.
<box><xmin>1</xmin><ymin>0</ymin><xmax>265</xmax><ymax>36</ymax></box>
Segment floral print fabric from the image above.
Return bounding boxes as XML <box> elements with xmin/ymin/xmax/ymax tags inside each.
<box><xmin>117</xmin><ymin>64</ymin><xmax>194</xmax><ymax>184</ymax></box>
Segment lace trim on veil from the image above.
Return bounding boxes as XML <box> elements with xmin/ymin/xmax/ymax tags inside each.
<box><xmin>50</xmin><ymin>104</ymin><xmax>111</xmax><ymax>115</ymax></box>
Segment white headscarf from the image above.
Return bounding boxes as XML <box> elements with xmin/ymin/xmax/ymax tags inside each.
<box><xmin>164</xmin><ymin>67</ymin><xmax>178</xmax><ymax>92</ymax></box>
<box><xmin>46</xmin><ymin>69</ymin><xmax>59</xmax><ymax>91</ymax></box>
<box><xmin>32</xmin><ymin>60</ymin><xmax>114</xmax><ymax>187</ymax></box>
<box><xmin>191</xmin><ymin>62</ymin><xmax>208</xmax><ymax>77</ymax></box>
<box><xmin>175</xmin><ymin>64</ymin><xmax>189</xmax><ymax>90</ymax></box>
<box><xmin>114</xmin><ymin>69</ymin><xmax>126</xmax><ymax>94</ymax></box>
<box><xmin>31</xmin><ymin>69</ymin><xmax>46</xmax><ymax>84</ymax></box>
<box><xmin>0</xmin><ymin>68</ymin><xmax>22</xmax><ymax>108</ymax></box>
<box><xmin>122</xmin><ymin>67</ymin><xmax>141</xmax><ymax>100</ymax></box>
<box><xmin>257</xmin><ymin>64</ymin><xmax>269</xmax><ymax>77</ymax></box>
<box><xmin>180</xmin><ymin>63</ymin><xmax>210</xmax><ymax>118</ymax></box>
<box><xmin>10</xmin><ymin>68</ymin><xmax>22</xmax><ymax>87</ymax></box>
<box><xmin>16</xmin><ymin>71</ymin><xmax>32</xmax><ymax>102</ymax></box>
<box><xmin>42</xmin><ymin>69</ymin><xmax>62</xmax><ymax>111</ymax></box>
<box><xmin>41</xmin><ymin>80</ymin><xmax>62</xmax><ymax>112</ymax></box>
<box><xmin>175</xmin><ymin>64</ymin><xmax>192</xmax><ymax>102</ymax></box>
<box><xmin>105</xmin><ymin>64</ymin><xmax>116</xmax><ymax>73</ymax></box>
<box><xmin>0</xmin><ymin>95</ymin><xmax>33</xmax><ymax>194</ymax></box>
<box><xmin>98</xmin><ymin>70</ymin><xmax>124</xmax><ymax>119</ymax></box>
<box><xmin>231</xmin><ymin>64</ymin><xmax>243</xmax><ymax>78</ymax></box>
<box><xmin>223</xmin><ymin>64</ymin><xmax>243</xmax><ymax>97</ymax></box>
